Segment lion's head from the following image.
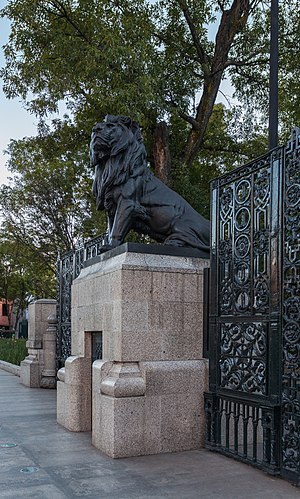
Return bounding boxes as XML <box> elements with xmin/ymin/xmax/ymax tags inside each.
<box><xmin>91</xmin><ymin>115</ymin><xmax>148</xmax><ymax>210</ymax></box>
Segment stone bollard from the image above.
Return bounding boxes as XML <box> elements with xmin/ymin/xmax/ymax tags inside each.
<box><xmin>40</xmin><ymin>314</ymin><xmax>57</xmax><ymax>389</ymax></box>
<box><xmin>20</xmin><ymin>299</ymin><xmax>57</xmax><ymax>387</ymax></box>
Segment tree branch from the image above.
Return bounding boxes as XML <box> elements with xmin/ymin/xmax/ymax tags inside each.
<box><xmin>217</xmin><ymin>0</ymin><xmax>225</xmax><ymax>12</ymax></box>
<box><xmin>43</xmin><ymin>0</ymin><xmax>92</xmax><ymax>45</ymax></box>
<box><xmin>165</xmin><ymin>97</ymin><xmax>200</xmax><ymax>129</ymax></box>
<box><xmin>218</xmin><ymin>88</ymin><xmax>232</xmax><ymax>107</ymax></box>
<box><xmin>176</xmin><ymin>0</ymin><xmax>210</xmax><ymax>69</ymax></box>
<box><xmin>224</xmin><ymin>57</ymin><xmax>268</xmax><ymax>69</ymax></box>
<box><xmin>178</xmin><ymin>111</ymin><xmax>200</xmax><ymax>129</ymax></box>
<box><xmin>153</xmin><ymin>32</ymin><xmax>206</xmax><ymax>68</ymax></box>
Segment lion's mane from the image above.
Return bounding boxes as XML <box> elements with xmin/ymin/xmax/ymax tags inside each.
<box><xmin>91</xmin><ymin>115</ymin><xmax>150</xmax><ymax>210</ymax></box>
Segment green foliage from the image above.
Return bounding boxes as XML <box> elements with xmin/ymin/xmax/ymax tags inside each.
<box><xmin>228</xmin><ymin>3</ymin><xmax>270</xmax><ymax>115</ymax></box>
<box><xmin>0</xmin><ymin>0</ymin><xmax>299</xmax><ymax>305</ymax></box>
<box><xmin>0</xmin><ymin>235</ymin><xmax>55</xmax><ymax>303</ymax></box>
<box><xmin>0</xmin><ymin>233</ymin><xmax>56</xmax><ymax>330</ymax></box>
<box><xmin>1</xmin><ymin>0</ymin><xmax>161</xmax><ymax>126</ymax></box>
<box><xmin>0</xmin><ymin>118</ymin><xmax>107</xmax><ymax>257</ymax></box>
<box><xmin>2</xmin><ymin>0</ymin><xmax>299</xmax><ymax>146</ymax></box>
<box><xmin>230</xmin><ymin>0</ymin><xmax>300</xmax><ymax>139</ymax></box>
<box><xmin>171</xmin><ymin>103</ymin><xmax>268</xmax><ymax>217</ymax></box>
<box><xmin>0</xmin><ymin>1</ymin><xmax>275</xmax><ymax>169</ymax></box>
<box><xmin>0</xmin><ymin>119</ymin><xmax>107</xmax><ymax>301</ymax></box>
<box><xmin>278</xmin><ymin>1</ymin><xmax>300</xmax><ymax>138</ymax></box>
<box><xmin>0</xmin><ymin>338</ymin><xmax>28</xmax><ymax>366</ymax></box>
<box><xmin>0</xmin><ymin>0</ymin><xmax>274</xmax><ymax>157</ymax></box>
<box><xmin>151</xmin><ymin>0</ymin><xmax>214</xmax><ymax>113</ymax></box>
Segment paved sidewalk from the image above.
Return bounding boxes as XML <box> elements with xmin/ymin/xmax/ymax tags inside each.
<box><xmin>0</xmin><ymin>369</ymin><xmax>299</xmax><ymax>499</ymax></box>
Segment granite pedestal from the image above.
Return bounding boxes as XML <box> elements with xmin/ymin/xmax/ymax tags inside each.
<box><xmin>57</xmin><ymin>244</ymin><xmax>209</xmax><ymax>457</ymax></box>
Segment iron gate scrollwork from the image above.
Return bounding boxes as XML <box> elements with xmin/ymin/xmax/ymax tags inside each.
<box><xmin>56</xmin><ymin>233</ymin><xmax>108</xmax><ymax>369</ymax></box>
<box><xmin>281</xmin><ymin>129</ymin><xmax>300</xmax><ymax>482</ymax></box>
<box><xmin>205</xmin><ymin>128</ymin><xmax>300</xmax><ymax>485</ymax></box>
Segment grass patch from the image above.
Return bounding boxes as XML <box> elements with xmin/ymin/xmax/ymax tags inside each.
<box><xmin>0</xmin><ymin>338</ymin><xmax>28</xmax><ymax>366</ymax></box>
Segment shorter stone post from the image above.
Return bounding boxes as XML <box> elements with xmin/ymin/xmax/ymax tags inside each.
<box><xmin>57</xmin><ymin>333</ymin><xmax>92</xmax><ymax>431</ymax></box>
<box><xmin>40</xmin><ymin>314</ymin><xmax>57</xmax><ymax>389</ymax></box>
<box><xmin>20</xmin><ymin>299</ymin><xmax>57</xmax><ymax>388</ymax></box>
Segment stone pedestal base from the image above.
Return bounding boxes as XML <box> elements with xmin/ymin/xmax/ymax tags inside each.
<box><xmin>40</xmin><ymin>314</ymin><xmax>57</xmax><ymax>389</ymax></box>
<box><xmin>57</xmin><ymin>356</ymin><xmax>91</xmax><ymax>432</ymax></box>
<box><xmin>20</xmin><ymin>353</ymin><xmax>43</xmax><ymax>388</ymax></box>
<box><xmin>57</xmin><ymin>244</ymin><xmax>209</xmax><ymax>457</ymax></box>
<box><xmin>92</xmin><ymin>359</ymin><xmax>208</xmax><ymax>458</ymax></box>
<box><xmin>40</xmin><ymin>373</ymin><xmax>56</xmax><ymax>389</ymax></box>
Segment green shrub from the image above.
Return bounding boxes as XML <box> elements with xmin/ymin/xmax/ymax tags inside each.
<box><xmin>0</xmin><ymin>338</ymin><xmax>28</xmax><ymax>366</ymax></box>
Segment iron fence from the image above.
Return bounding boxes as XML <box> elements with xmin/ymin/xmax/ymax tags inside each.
<box><xmin>56</xmin><ymin>233</ymin><xmax>108</xmax><ymax>369</ymax></box>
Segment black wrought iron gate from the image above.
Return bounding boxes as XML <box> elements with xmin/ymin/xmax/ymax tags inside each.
<box><xmin>205</xmin><ymin>128</ymin><xmax>300</xmax><ymax>484</ymax></box>
<box><xmin>56</xmin><ymin>234</ymin><xmax>107</xmax><ymax>369</ymax></box>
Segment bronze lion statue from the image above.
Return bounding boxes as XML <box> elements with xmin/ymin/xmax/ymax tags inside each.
<box><xmin>91</xmin><ymin>115</ymin><xmax>210</xmax><ymax>255</ymax></box>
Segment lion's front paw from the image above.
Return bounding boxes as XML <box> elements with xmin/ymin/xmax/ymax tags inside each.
<box><xmin>134</xmin><ymin>204</ymin><xmax>150</xmax><ymax>222</ymax></box>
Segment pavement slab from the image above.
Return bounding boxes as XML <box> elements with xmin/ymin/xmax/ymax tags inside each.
<box><xmin>0</xmin><ymin>369</ymin><xmax>299</xmax><ymax>499</ymax></box>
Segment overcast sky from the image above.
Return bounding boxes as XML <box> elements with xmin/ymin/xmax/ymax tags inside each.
<box><xmin>0</xmin><ymin>1</ymin><xmax>237</xmax><ymax>187</ymax></box>
<box><xmin>0</xmin><ymin>1</ymin><xmax>38</xmax><ymax>185</ymax></box>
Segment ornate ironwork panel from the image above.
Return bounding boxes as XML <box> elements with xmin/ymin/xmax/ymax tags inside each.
<box><xmin>281</xmin><ymin>129</ymin><xmax>300</xmax><ymax>483</ymax></box>
<box><xmin>56</xmin><ymin>250</ymin><xmax>75</xmax><ymax>369</ymax></box>
<box><xmin>56</xmin><ymin>233</ymin><xmax>107</xmax><ymax>369</ymax></box>
<box><xmin>218</xmin><ymin>155</ymin><xmax>271</xmax><ymax>319</ymax></box>
<box><xmin>215</xmin><ymin>153</ymin><xmax>275</xmax><ymax>402</ymax></box>
<box><xmin>220</xmin><ymin>322</ymin><xmax>267</xmax><ymax>395</ymax></box>
<box><xmin>206</xmin><ymin>128</ymin><xmax>300</xmax><ymax>485</ymax></box>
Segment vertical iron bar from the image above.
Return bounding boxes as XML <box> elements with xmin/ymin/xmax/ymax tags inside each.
<box><xmin>209</xmin><ymin>184</ymin><xmax>219</xmax><ymax>393</ymax></box>
<box><xmin>205</xmin><ymin>403</ymin><xmax>211</xmax><ymax>444</ymax></box>
<box><xmin>203</xmin><ymin>268</ymin><xmax>210</xmax><ymax>358</ymax></box>
<box><xmin>216</xmin><ymin>402</ymin><xmax>222</xmax><ymax>446</ymax></box>
<box><xmin>269</xmin><ymin>0</ymin><xmax>279</xmax><ymax>149</ymax></box>
<box><xmin>253</xmin><ymin>408</ymin><xmax>258</xmax><ymax>462</ymax></box>
<box><xmin>225</xmin><ymin>401</ymin><xmax>230</xmax><ymax>450</ymax></box>
<box><xmin>234</xmin><ymin>403</ymin><xmax>239</xmax><ymax>454</ymax></box>
<box><xmin>243</xmin><ymin>404</ymin><xmax>249</xmax><ymax>458</ymax></box>
<box><xmin>211</xmin><ymin>396</ymin><xmax>217</xmax><ymax>446</ymax></box>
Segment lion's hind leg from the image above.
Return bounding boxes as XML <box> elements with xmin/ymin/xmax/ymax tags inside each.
<box><xmin>164</xmin><ymin>218</ymin><xmax>209</xmax><ymax>252</ymax></box>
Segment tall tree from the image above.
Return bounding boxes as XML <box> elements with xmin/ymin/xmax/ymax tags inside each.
<box><xmin>163</xmin><ymin>0</ymin><xmax>263</xmax><ymax>166</ymax></box>
<box><xmin>0</xmin><ymin>120</ymin><xmax>107</xmax><ymax>266</ymax></box>
<box><xmin>1</xmin><ymin>0</ymin><xmax>277</xmax><ymax>171</ymax></box>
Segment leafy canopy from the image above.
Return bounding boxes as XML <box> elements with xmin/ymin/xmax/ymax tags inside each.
<box><xmin>1</xmin><ymin>0</ymin><xmax>300</xmax><ymax>300</ymax></box>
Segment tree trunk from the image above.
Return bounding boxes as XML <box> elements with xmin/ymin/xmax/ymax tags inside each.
<box><xmin>184</xmin><ymin>74</ymin><xmax>223</xmax><ymax>166</ymax></box>
<box><xmin>183</xmin><ymin>0</ymin><xmax>250</xmax><ymax>166</ymax></box>
<box><xmin>152</xmin><ymin>121</ymin><xmax>172</xmax><ymax>185</ymax></box>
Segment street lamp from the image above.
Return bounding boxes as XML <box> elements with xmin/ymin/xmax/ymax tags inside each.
<box><xmin>269</xmin><ymin>0</ymin><xmax>279</xmax><ymax>149</ymax></box>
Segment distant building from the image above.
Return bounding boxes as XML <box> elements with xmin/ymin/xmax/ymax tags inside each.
<box><xmin>0</xmin><ymin>299</ymin><xmax>13</xmax><ymax>331</ymax></box>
